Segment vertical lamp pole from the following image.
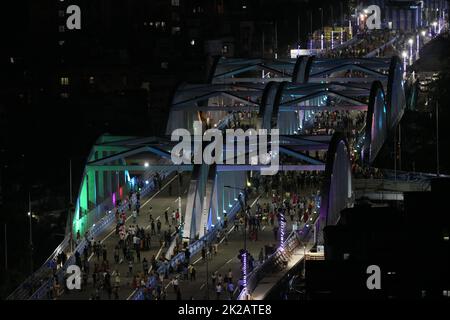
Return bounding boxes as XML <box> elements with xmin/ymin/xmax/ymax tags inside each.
<box><xmin>28</xmin><ymin>192</ymin><xmax>33</xmax><ymax>274</ymax></box>
<box><xmin>436</xmin><ymin>100</ymin><xmax>440</xmax><ymax>177</ymax></box>
<box><xmin>4</xmin><ymin>224</ymin><xmax>7</xmax><ymax>271</ymax></box>
<box><xmin>69</xmin><ymin>159</ymin><xmax>73</xmax><ymax>253</ymax></box>
<box><xmin>178</xmin><ymin>170</ymin><xmax>182</xmax><ymax>224</ymax></box>
<box><xmin>303</xmin><ymin>245</ymin><xmax>306</xmax><ymax>279</ymax></box>
<box><xmin>225</xmin><ymin>185</ymin><xmax>247</xmax><ymax>298</ymax></box>
<box><xmin>204</xmin><ymin>236</ymin><xmax>209</xmax><ymax>300</ymax></box>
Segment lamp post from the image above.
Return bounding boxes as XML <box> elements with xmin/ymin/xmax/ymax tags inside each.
<box><xmin>402</xmin><ymin>51</ymin><xmax>408</xmax><ymax>78</ymax></box>
<box><xmin>4</xmin><ymin>224</ymin><xmax>7</xmax><ymax>271</ymax></box>
<box><xmin>28</xmin><ymin>192</ymin><xmax>33</xmax><ymax>274</ymax></box>
<box><xmin>203</xmin><ymin>235</ymin><xmax>209</xmax><ymax>300</ymax></box>
<box><xmin>303</xmin><ymin>245</ymin><xmax>306</xmax><ymax>279</ymax></box>
<box><xmin>224</xmin><ymin>185</ymin><xmax>248</xmax><ymax>297</ymax></box>
<box><xmin>319</xmin><ymin>8</ymin><xmax>324</xmax><ymax>33</ymax></box>
<box><xmin>436</xmin><ymin>100</ymin><xmax>440</xmax><ymax>177</ymax></box>
<box><xmin>408</xmin><ymin>38</ymin><xmax>414</xmax><ymax>63</ymax></box>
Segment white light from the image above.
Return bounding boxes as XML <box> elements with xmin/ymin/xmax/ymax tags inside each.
<box><xmin>402</xmin><ymin>51</ymin><xmax>408</xmax><ymax>58</ymax></box>
<box><xmin>223</xmin><ymin>210</ymin><xmax>227</xmax><ymax>214</ymax></box>
<box><xmin>234</xmin><ymin>198</ymin><xmax>238</xmax><ymax>201</ymax></box>
<box><xmin>421</xmin><ymin>30</ymin><xmax>426</xmax><ymax>37</ymax></box>
<box><xmin>433</xmin><ymin>21</ymin><xmax>438</xmax><ymax>27</ymax></box>
<box><xmin>229</xmin><ymin>204</ymin><xmax>232</xmax><ymax>208</ymax></box>
<box><xmin>144</xmin><ymin>162</ymin><xmax>149</xmax><ymax>167</ymax></box>
<box><xmin>27</xmin><ymin>212</ymin><xmax>31</xmax><ymax>217</ymax></box>
<box><xmin>190</xmin><ymin>39</ymin><xmax>195</xmax><ymax>46</ymax></box>
<box><xmin>408</xmin><ymin>38</ymin><xmax>414</xmax><ymax>45</ymax></box>
<box><xmin>145</xmin><ymin>180</ymin><xmax>149</xmax><ymax>185</ymax></box>
<box><xmin>217</xmin><ymin>217</ymin><xmax>221</xmax><ymax>220</ymax></box>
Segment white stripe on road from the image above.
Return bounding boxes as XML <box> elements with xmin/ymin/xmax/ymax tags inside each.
<box><xmin>127</xmin><ymin>289</ymin><xmax>137</xmax><ymax>300</ymax></box>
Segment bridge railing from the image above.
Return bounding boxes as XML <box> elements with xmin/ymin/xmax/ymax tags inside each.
<box><xmin>364</xmin><ymin>35</ymin><xmax>399</xmax><ymax>58</ymax></box>
<box><xmin>238</xmin><ymin>209</ymin><xmax>320</xmax><ymax>300</ymax></box>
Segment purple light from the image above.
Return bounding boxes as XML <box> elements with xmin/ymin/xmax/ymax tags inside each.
<box><xmin>242</xmin><ymin>250</ymin><xmax>247</xmax><ymax>291</ymax></box>
<box><xmin>279</xmin><ymin>213</ymin><xmax>286</xmax><ymax>250</ymax></box>
<box><xmin>112</xmin><ymin>192</ymin><xmax>116</xmax><ymax>207</ymax></box>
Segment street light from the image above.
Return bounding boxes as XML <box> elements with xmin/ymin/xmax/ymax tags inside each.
<box><xmin>303</xmin><ymin>245</ymin><xmax>306</xmax><ymax>279</ymax></box>
<box><xmin>224</xmin><ymin>185</ymin><xmax>248</xmax><ymax>297</ymax></box>
<box><xmin>408</xmin><ymin>38</ymin><xmax>414</xmax><ymax>63</ymax></box>
<box><xmin>402</xmin><ymin>51</ymin><xmax>408</xmax><ymax>78</ymax></box>
<box><xmin>203</xmin><ymin>237</ymin><xmax>209</xmax><ymax>299</ymax></box>
<box><xmin>27</xmin><ymin>191</ymin><xmax>34</xmax><ymax>275</ymax></box>
<box><xmin>433</xmin><ymin>21</ymin><xmax>438</xmax><ymax>34</ymax></box>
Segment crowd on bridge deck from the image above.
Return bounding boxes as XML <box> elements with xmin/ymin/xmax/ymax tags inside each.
<box><xmin>128</xmin><ymin>173</ymin><xmax>322</xmax><ymax>300</ymax></box>
<box><xmin>36</xmin><ymin>171</ymin><xmax>179</xmax><ymax>300</ymax></box>
<box><xmin>352</xmin><ymin>163</ymin><xmax>384</xmax><ymax>179</ymax></box>
<box><xmin>302</xmin><ymin>109</ymin><xmax>366</xmax><ymax>137</ymax></box>
<box><xmin>321</xmin><ymin>30</ymin><xmax>394</xmax><ymax>58</ymax></box>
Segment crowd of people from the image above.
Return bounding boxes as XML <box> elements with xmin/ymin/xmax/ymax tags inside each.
<box><xmin>322</xmin><ymin>30</ymin><xmax>394</xmax><ymax>58</ymax></box>
<box><xmin>39</xmin><ymin>176</ymin><xmax>187</xmax><ymax>300</ymax></box>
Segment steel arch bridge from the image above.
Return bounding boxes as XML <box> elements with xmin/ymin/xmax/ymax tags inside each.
<box><xmin>167</xmin><ymin>55</ymin><xmax>405</xmax><ymax>161</ymax></box>
<box><xmin>11</xmin><ymin>52</ymin><xmax>406</xmax><ymax>300</ymax></box>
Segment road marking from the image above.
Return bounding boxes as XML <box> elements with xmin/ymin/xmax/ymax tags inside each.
<box><xmin>127</xmin><ymin>289</ymin><xmax>137</xmax><ymax>300</ymax></box>
<box><xmin>226</xmin><ymin>258</ymin><xmax>234</xmax><ymax>264</ymax></box>
<box><xmin>193</xmin><ymin>257</ymin><xmax>202</xmax><ymax>265</ymax></box>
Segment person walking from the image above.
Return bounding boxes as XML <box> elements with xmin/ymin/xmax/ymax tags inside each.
<box><xmin>157</xmin><ymin>220</ymin><xmax>162</xmax><ymax>235</ymax></box>
<box><xmin>151</xmin><ymin>220</ymin><xmax>156</xmax><ymax>235</ymax></box>
<box><xmin>227</xmin><ymin>281</ymin><xmax>234</xmax><ymax>300</ymax></box>
<box><xmin>172</xmin><ymin>277</ymin><xmax>179</xmax><ymax>293</ymax></box>
<box><xmin>128</xmin><ymin>260</ymin><xmax>133</xmax><ymax>276</ymax></box>
<box><xmin>164</xmin><ymin>210</ymin><xmax>169</xmax><ymax>225</ymax></box>
<box><xmin>227</xmin><ymin>269</ymin><xmax>233</xmax><ymax>284</ymax></box>
<box><xmin>216</xmin><ymin>283</ymin><xmax>223</xmax><ymax>300</ymax></box>
<box><xmin>190</xmin><ymin>266</ymin><xmax>196</xmax><ymax>281</ymax></box>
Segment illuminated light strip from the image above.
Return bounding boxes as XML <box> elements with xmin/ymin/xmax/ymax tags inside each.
<box><xmin>279</xmin><ymin>212</ymin><xmax>286</xmax><ymax>250</ymax></box>
<box><xmin>242</xmin><ymin>250</ymin><xmax>247</xmax><ymax>291</ymax></box>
